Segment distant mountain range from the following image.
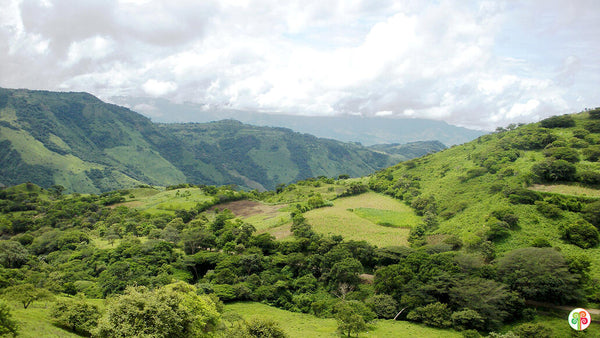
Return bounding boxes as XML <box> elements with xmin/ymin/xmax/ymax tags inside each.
<box><xmin>0</xmin><ymin>88</ymin><xmax>455</xmax><ymax>193</ymax></box>
<box><xmin>111</xmin><ymin>97</ymin><xmax>485</xmax><ymax>146</ymax></box>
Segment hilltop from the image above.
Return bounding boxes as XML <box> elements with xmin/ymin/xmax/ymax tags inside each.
<box><xmin>0</xmin><ymin>88</ymin><xmax>445</xmax><ymax>193</ymax></box>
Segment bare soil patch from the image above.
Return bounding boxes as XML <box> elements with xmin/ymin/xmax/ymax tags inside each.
<box><xmin>210</xmin><ymin>200</ymin><xmax>283</xmax><ymax>217</ymax></box>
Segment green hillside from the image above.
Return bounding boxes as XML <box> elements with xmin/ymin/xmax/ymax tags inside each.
<box><xmin>0</xmin><ymin>88</ymin><xmax>420</xmax><ymax>193</ymax></box>
<box><xmin>368</xmin><ymin>140</ymin><xmax>447</xmax><ymax>161</ymax></box>
<box><xmin>3</xmin><ymin>110</ymin><xmax>600</xmax><ymax>337</ymax></box>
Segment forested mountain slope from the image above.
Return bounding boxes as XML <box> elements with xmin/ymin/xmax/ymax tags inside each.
<box><xmin>0</xmin><ymin>88</ymin><xmax>415</xmax><ymax>193</ymax></box>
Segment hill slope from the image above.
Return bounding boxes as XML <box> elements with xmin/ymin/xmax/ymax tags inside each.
<box><xmin>0</xmin><ymin>88</ymin><xmax>415</xmax><ymax>192</ymax></box>
<box><xmin>367</xmin><ymin>109</ymin><xmax>600</xmax><ymax>275</ymax></box>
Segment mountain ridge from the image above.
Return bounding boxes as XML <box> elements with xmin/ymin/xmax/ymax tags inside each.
<box><xmin>0</xmin><ymin>88</ymin><xmax>448</xmax><ymax>193</ymax></box>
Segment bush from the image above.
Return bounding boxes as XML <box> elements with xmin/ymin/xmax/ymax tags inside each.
<box><xmin>540</xmin><ymin>115</ymin><xmax>575</xmax><ymax>128</ymax></box>
<box><xmin>573</xmin><ymin>128</ymin><xmax>590</xmax><ymax>139</ymax></box>
<box><xmin>451</xmin><ymin>309</ymin><xmax>484</xmax><ymax>331</ymax></box>
<box><xmin>561</xmin><ymin>219</ymin><xmax>600</xmax><ymax>249</ymax></box>
<box><xmin>513</xmin><ymin>323</ymin><xmax>553</xmax><ymax>338</ymax></box>
<box><xmin>0</xmin><ymin>301</ymin><xmax>18</xmax><ymax>337</ymax></box>
<box><xmin>531</xmin><ymin>159</ymin><xmax>576</xmax><ymax>182</ymax></box>
<box><xmin>584</xmin><ymin>121</ymin><xmax>600</xmax><ymax>133</ymax></box>
<box><xmin>365</xmin><ymin>294</ymin><xmax>398</xmax><ymax>319</ymax></box>
<box><xmin>543</xmin><ymin>147</ymin><xmax>580</xmax><ymax>163</ymax></box>
<box><xmin>245</xmin><ymin>317</ymin><xmax>288</xmax><ymax>338</ymax></box>
<box><xmin>51</xmin><ymin>298</ymin><xmax>101</xmax><ymax>336</ymax></box>
<box><xmin>578</xmin><ymin>170</ymin><xmax>600</xmax><ymax>185</ymax></box>
<box><xmin>583</xmin><ymin>146</ymin><xmax>600</xmax><ymax>161</ymax></box>
<box><xmin>407</xmin><ymin>302</ymin><xmax>452</xmax><ymax>328</ymax></box>
<box><xmin>535</xmin><ymin>201</ymin><xmax>563</xmax><ymax>219</ymax></box>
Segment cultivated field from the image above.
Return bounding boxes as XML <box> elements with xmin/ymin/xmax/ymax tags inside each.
<box><xmin>303</xmin><ymin>192</ymin><xmax>420</xmax><ymax>247</ymax></box>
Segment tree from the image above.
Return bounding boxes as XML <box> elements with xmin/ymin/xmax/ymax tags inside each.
<box><xmin>0</xmin><ymin>240</ymin><xmax>29</xmax><ymax>268</ymax></box>
<box><xmin>335</xmin><ymin>301</ymin><xmax>372</xmax><ymax>337</ymax></box>
<box><xmin>496</xmin><ymin>247</ymin><xmax>580</xmax><ymax>304</ymax></box>
<box><xmin>365</xmin><ymin>294</ymin><xmax>398</xmax><ymax>319</ymax></box>
<box><xmin>2</xmin><ymin>284</ymin><xmax>53</xmax><ymax>309</ymax></box>
<box><xmin>0</xmin><ymin>301</ymin><xmax>18</xmax><ymax>337</ymax></box>
<box><xmin>329</xmin><ymin>258</ymin><xmax>363</xmax><ymax>290</ymax></box>
<box><xmin>532</xmin><ymin>159</ymin><xmax>576</xmax><ymax>182</ymax></box>
<box><xmin>95</xmin><ymin>282</ymin><xmax>221</xmax><ymax>338</ymax></box>
<box><xmin>51</xmin><ymin>298</ymin><xmax>101</xmax><ymax>336</ymax></box>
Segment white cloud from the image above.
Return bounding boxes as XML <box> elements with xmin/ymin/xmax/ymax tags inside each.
<box><xmin>0</xmin><ymin>0</ymin><xmax>599</xmax><ymax>130</ymax></box>
<box><xmin>142</xmin><ymin>79</ymin><xmax>178</xmax><ymax>97</ymax></box>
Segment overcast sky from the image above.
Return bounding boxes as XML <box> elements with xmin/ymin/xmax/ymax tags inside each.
<box><xmin>1</xmin><ymin>0</ymin><xmax>598</xmax><ymax>130</ymax></box>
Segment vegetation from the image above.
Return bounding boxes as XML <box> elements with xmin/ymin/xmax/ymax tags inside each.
<box><xmin>0</xmin><ymin>88</ymin><xmax>451</xmax><ymax>193</ymax></box>
<box><xmin>1</xmin><ymin>108</ymin><xmax>600</xmax><ymax>337</ymax></box>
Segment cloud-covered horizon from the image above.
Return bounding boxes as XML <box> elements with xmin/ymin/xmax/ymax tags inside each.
<box><xmin>1</xmin><ymin>0</ymin><xmax>599</xmax><ymax>130</ymax></box>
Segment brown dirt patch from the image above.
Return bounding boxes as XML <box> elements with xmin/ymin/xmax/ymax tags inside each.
<box><xmin>210</xmin><ymin>200</ymin><xmax>283</xmax><ymax>218</ymax></box>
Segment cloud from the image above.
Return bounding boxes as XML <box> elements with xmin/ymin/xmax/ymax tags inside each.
<box><xmin>142</xmin><ymin>79</ymin><xmax>178</xmax><ymax>96</ymax></box>
<box><xmin>1</xmin><ymin>0</ymin><xmax>599</xmax><ymax>130</ymax></box>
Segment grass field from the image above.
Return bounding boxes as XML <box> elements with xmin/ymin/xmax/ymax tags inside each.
<box><xmin>304</xmin><ymin>192</ymin><xmax>420</xmax><ymax>247</ymax></box>
<box><xmin>120</xmin><ymin>187</ymin><xmax>215</xmax><ymax>214</ymax></box>
<box><xmin>5</xmin><ymin>297</ymin><xmax>106</xmax><ymax>338</ymax></box>
<box><xmin>224</xmin><ymin>302</ymin><xmax>462</xmax><ymax>338</ymax></box>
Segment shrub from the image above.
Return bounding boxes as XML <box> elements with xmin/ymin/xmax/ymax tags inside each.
<box><xmin>535</xmin><ymin>201</ymin><xmax>563</xmax><ymax>219</ymax></box>
<box><xmin>583</xmin><ymin>146</ymin><xmax>600</xmax><ymax>161</ymax></box>
<box><xmin>245</xmin><ymin>317</ymin><xmax>288</xmax><ymax>338</ymax></box>
<box><xmin>513</xmin><ymin>323</ymin><xmax>553</xmax><ymax>338</ymax></box>
<box><xmin>561</xmin><ymin>219</ymin><xmax>600</xmax><ymax>249</ymax></box>
<box><xmin>51</xmin><ymin>298</ymin><xmax>101</xmax><ymax>336</ymax></box>
<box><xmin>451</xmin><ymin>309</ymin><xmax>485</xmax><ymax>331</ymax></box>
<box><xmin>0</xmin><ymin>301</ymin><xmax>18</xmax><ymax>337</ymax></box>
<box><xmin>588</xmin><ymin>107</ymin><xmax>600</xmax><ymax>119</ymax></box>
<box><xmin>542</xmin><ymin>147</ymin><xmax>580</xmax><ymax>163</ymax></box>
<box><xmin>540</xmin><ymin>115</ymin><xmax>575</xmax><ymax>128</ymax></box>
<box><xmin>573</xmin><ymin>128</ymin><xmax>590</xmax><ymax>139</ymax></box>
<box><xmin>407</xmin><ymin>302</ymin><xmax>452</xmax><ymax>328</ymax></box>
<box><xmin>365</xmin><ymin>294</ymin><xmax>399</xmax><ymax>319</ymax></box>
<box><xmin>531</xmin><ymin>159</ymin><xmax>576</xmax><ymax>182</ymax></box>
<box><xmin>578</xmin><ymin>170</ymin><xmax>600</xmax><ymax>185</ymax></box>
<box><xmin>584</xmin><ymin>121</ymin><xmax>600</xmax><ymax>133</ymax></box>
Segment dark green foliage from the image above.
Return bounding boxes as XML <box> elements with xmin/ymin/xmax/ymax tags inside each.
<box><xmin>584</xmin><ymin>121</ymin><xmax>600</xmax><ymax>133</ymax></box>
<box><xmin>51</xmin><ymin>298</ymin><xmax>101</xmax><ymax>336</ymax></box>
<box><xmin>407</xmin><ymin>302</ymin><xmax>452</xmax><ymax>328</ymax></box>
<box><xmin>338</xmin><ymin>183</ymin><xmax>368</xmax><ymax>197</ymax></box>
<box><xmin>513</xmin><ymin>322</ymin><xmax>553</xmax><ymax>338</ymax></box>
<box><xmin>365</xmin><ymin>294</ymin><xmax>398</xmax><ymax>319</ymax></box>
<box><xmin>582</xmin><ymin>201</ymin><xmax>600</xmax><ymax>226</ymax></box>
<box><xmin>540</xmin><ymin>115</ymin><xmax>575</xmax><ymax>128</ymax></box>
<box><xmin>561</xmin><ymin>219</ymin><xmax>600</xmax><ymax>248</ymax></box>
<box><xmin>451</xmin><ymin>309</ymin><xmax>484</xmax><ymax>331</ymax></box>
<box><xmin>0</xmin><ymin>301</ymin><xmax>17</xmax><ymax>337</ymax></box>
<box><xmin>534</xmin><ymin>201</ymin><xmax>562</xmax><ymax>218</ymax></box>
<box><xmin>588</xmin><ymin>107</ymin><xmax>600</xmax><ymax>119</ymax></box>
<box><xmin>531</xmin><ymin>159</ymin><xmax>577</xmax><ymax>182</ymax></box>
<box><xmin>496</xmin><ymin>247</ymin><xmax>580</xmax><ymax>304</ymax></box>
<box><xmin>245</xmin><ymin>317</ymin><xmax>288</xmax><ymax>338</ymax></box>
<box><xmin>504</xmin><ymin>187</ymin><xmax>541</xmax><ymax>205</ymax></box>
<box><xmin>0</xmin><ymin>240</ymin><xmax>29</xmax><ymax>268</ymax></box>
<box><xmin>335</xmin><ymin>301</ymin><xmax>374</xmax><ymax>337</ymax></box>
<box><xmin>583</xmin><ymin>146</ymin><xmax>600</xmax><ymax>161</ymax></box>
<box><xmin>542</xmin><ymin>147</ymin><xmax>580</xmax><ymax>163</ymax></box>
<box><xmin>490</xmin><ymin>208</ymin><xmax>519</xmax><ymax>228</ymax></box>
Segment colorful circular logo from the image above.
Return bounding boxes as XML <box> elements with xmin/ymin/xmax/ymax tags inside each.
<box><xmin>569</xmin><ymin>308</ymin><xmax>591</xmax><ymax>331</ymax></box>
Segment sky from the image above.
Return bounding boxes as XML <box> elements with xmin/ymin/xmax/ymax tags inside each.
<box><xmin>1</xmin><ymin>0</ymin><xmax>599</xmax><ymax>130</ymax></box>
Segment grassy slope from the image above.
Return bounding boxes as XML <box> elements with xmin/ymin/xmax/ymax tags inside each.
<box><xmin>373</xmin><ymin>112</ymin><xmax>600</xmax><ymax>277</ymax></box>
<box><xmin>225</xmin><ymin>302</ymin><xmax>462</xmax><ymax>338</ymax></box>
<box><xmin>304</xmin><ymin>192</ymin><xmax>418</xmax><ymax>247</ymax></box>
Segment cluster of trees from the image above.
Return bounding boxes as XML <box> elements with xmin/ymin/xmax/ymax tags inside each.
<box><xmin>0</xmin><ymin>182</ymin><xmax>592</xmax><ymax>337</ymax></box>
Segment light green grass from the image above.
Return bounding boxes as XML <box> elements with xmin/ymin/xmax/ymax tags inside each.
<box><xmin>225</xmin><ymin>302</ymin><xmax>462</xmax><ymax>337</ymax></box>
<box><xmin>121</xmin><ymin>187</ymin><xmax>214</xmax><ymax>214</ymax></box>
<box><xmin>7</xmin><ymin>300</ymin><xmax>80</xmax><ymax>338</ymax></box>
<box><xmin>305</xmin><ymin>192</ymin><xmax>418</xmax><ymax>247</ymax></box>
<box><xmin>353</xmin><ymin>208</ymin><xmax>420</xmax><ymax>228</ymax></box>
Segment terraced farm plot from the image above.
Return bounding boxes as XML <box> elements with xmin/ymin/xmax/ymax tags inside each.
<box><xmin>225</xmin><ymin>302</ymin><xmax>461</xmax><ymax>338</ymax></box>
<box><xmin>210</xmin><ymin>200</ymin><xmax>292</xmax><ymax>234</ymax></box>
<box><xmin>304</xmin><ymin>192</ymin><xmax>420</xmax><ymax>247</ymax></box>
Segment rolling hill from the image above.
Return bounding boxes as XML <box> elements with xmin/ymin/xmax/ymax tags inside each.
<box><xmin>0</xmin><ymin>88</ymin><xmax>443</xmax><ymax>193</ymax></box>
